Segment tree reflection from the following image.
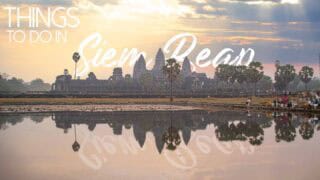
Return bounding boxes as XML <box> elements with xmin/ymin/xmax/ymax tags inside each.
<box><xmin>162</xmin><ymin>126</ymin><xmax>181</xmax><ymax>151</ymax></box>
<box><xmin>0</xmin><ymin>121</ymin><xmax>8</xmax><ymax>130</ymax></box>
<box><xmin>215</xmin><ymin>112</ymin><xmax>264</xmax><ymax>145</ymax></box>
<box><xmin>0</xmin><ymin>115</ymin><xmax>24</xmax><ymax>130</ymax></box>
<box><xmin>274</xmin><ymin>113</ymin><xmax>296</xmax><ymax>142</ymax></box>
<box><xmin>245</xmin><ymin>120</ymin><xmax>264</xmax><ymax>145</ymax></box>
<box><xmin>299</xmin><ymin>117</ymin><xmax>314</xmax><ymax>140</ymax></box>
<box><xmin>3</xmin><ymin>110</ymin><xmax>320</xmax><ymax>153</ymax></box>
<box><xmin>72</xmin><ymin>124</ymin><xmax>80</xmax><ymax>152</ymax></box>
<box><xmin>215</xmin><ymin>122</ymin><xmax>246</xmax><ymax>141</ymax></box>
<box><xmin>162</xmin><ymin>111</ymin><xmax>181</xmax><ymax>151</ymax></box>
<box><xmin>30</xmin><ymin>115</ymin><xmax>45</xmax><ymax>124</ymax></box>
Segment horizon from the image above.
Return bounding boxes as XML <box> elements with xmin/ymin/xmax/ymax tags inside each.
<box><xmin>1</xmin><ymin>55</ymin><xmax>320</xmax><ymax>84</ymax></box>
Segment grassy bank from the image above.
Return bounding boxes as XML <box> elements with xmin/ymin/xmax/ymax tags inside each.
<box><xmin>0</xmin><ymin>97</ymin><xmax>274</xmax><ymax>105</ymax></box>
<box><xmin>2</xmin><ymin>97</ymin><xmax>319</xmax><ymax>113</ymax></box>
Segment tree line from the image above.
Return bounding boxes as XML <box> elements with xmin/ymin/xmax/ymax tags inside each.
<box><xmin>214</xmin><ymin>61</ymin><xmax>316</xmax><ymax>95</ymax></box>
<box><xmin>0</xmin><ymin>73</ymin><xmax>51</xmax><ymax>92</ymax></box>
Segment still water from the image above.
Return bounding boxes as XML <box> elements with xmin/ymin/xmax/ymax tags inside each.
<box><xmin>0</xmin><ymin>110</ymin><xmax>320</xmax><ymax>180</ymax></box>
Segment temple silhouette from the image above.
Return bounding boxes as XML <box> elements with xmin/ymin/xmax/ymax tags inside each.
<box><xmin>51</xmin><ymin>48</ymin><xmax>207</xmax><ymax>94</ymax></box>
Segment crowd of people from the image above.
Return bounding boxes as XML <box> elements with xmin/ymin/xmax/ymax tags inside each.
<box><xmin>301</xmin><ymin>91</ymin><xmax>320</xmax><ymax>109</ymax></box>
<box><xmin>245</xmin><ymin>91</ymin><xmax>320</xmax><ymax>111</ymax></box>
<box><xmin>272</xmin><ymin>94</ymin><xmax>295</xmax><ymax>108</ymax></box>
<box><xmin>272</xmin><ymin>91</ymin><xmax>320</xmax><ymax>110</ymax></box>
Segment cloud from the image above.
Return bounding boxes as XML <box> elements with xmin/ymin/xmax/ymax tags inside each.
<box><xmin>0</xmin><ymin>0</ymin><xmax>120</xmax><ymax>6</ymax></box>
<box><xmin>225</xmin><ymin>0</ymin><xmax>281</xmax><ymax>3</ymax></box>
<box><xmin>89</xmin><ymin>0</ymin><xmax>119</xmax><ymax>6</ymax></box>
<box><xmin>180</xmin><ymin>0</ymin><xmax>320</xmax><ymax>22</ymax></box>
<box><xmin>0</xmin><ymin>0</ymin><xmax>73</xmax><ymax>6</ymax></box>
<box><xmin>277</xmin><ymin>23</ymin><xmax>320</xmax><ymax>43</ymax></box>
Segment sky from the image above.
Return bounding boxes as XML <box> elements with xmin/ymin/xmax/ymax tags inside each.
<box><xmin>0</xmin><ymin>0</ymin><xmax>319</xmax><ymax>83</ymax></box>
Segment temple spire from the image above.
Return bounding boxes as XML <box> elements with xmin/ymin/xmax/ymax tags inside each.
<box><xmin>152</xmin><ymin>48</ymin><xmax>165</xmax><ymax>77</ymax></box>
<box><xmin>182</xmin><ymin>57</ymin><xmax>192</xmax><ymax>78</ymax></box>
<box><xmin>133</xmin><ymin>54</ymin><xmax>147</xmax><ymax>80</ymax></box>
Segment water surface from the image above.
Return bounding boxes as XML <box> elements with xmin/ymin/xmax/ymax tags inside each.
<box><xmin>0</xmin><ymin>110</ymin><xmax>320</xmax><ymax>179</ymax></box>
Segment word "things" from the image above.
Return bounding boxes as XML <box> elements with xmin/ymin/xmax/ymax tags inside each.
<box><xmin>4</xmin><ymin>7</ymin><xmax>80</xmax><ymax>43</ymax></box>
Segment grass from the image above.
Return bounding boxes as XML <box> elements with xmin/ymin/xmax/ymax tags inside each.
<box><xmin>0</xmin><ymin>97</ymin><xmax>276</xmax><ymax>105</ymax></box>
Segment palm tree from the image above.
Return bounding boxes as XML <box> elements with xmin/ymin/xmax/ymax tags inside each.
<box><xmin>215</xmin><ymin>64</ymin><xmax>239</xmax><ymax>96</ymax></box>
<box><xmin>162</xmin><ymin>58</ymin><xmax>181</xmax><ymax>102</ymax></box>
<box><xmin>245</xmin><ymin>61</ymin><xmax>264</xmax><ymax>96</ymax></box>
<box><xmin>274</xmin><ymin>64</ymin><xmax>296</xmax><ymax>92</ymax></box>
<box><xmin>72</xmin><ymin>52</ymin><xmax>81</xmax><ymax>79</ymax></box>
<box><xmin>298</xmin><ymin>66</ymin><xmax>314</xmax><ymax>91</ymax></box>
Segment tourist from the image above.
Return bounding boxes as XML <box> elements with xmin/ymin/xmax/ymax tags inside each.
<box><xmin>287</xmin><ymin>101</ymin><xmax>292</xmax><ymax>108</ymax></box>
<box><xmin>282</xmin><ymin>94</ymin><xmax>289</xmax><ymax>108</ymax></box>
<box><xmin>246</xmin><ymin>97</ymin><xmax>251</xmax><ymax>108</ymax></box>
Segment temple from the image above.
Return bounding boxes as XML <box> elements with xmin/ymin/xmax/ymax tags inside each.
<box><xmin>51</xmin><ymin>48</ymin><xmax>208</xmax><ymax>94</ymax></box>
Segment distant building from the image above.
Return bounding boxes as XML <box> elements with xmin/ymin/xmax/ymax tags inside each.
<box><xmin>87</xmin><ymin>72</ymin><xmax>97</xmax><ymax>80</ymax></box>
<box><xmin>133</xmin><ymin>48</ymin><xmax>167</xmax><ymax>81</ymax></box>
<box><xmin>151</xmin><ymin>48</ymin><xmax>165</xmax><ymax>80</ymax></box>
<box><xmin>133</xmin><ymin>55</ymin><xmax>147</xmax><ymax>80</ymax></box>
<box><xmin>52</xmin><ymin>70</ymin><xmax>114</xmax><ymax>93</ymax></box>
<box><xmin>190</xmin><ymin>72</ymin><xmax>207</xmax><ymax>89</ymax></box>
<box><xmin>182</xmin><ymin>57</ymin><xmax>192</xmax><ymax>78</ymax></box>
<box><xmin>51</xmin><ymin>48</ymin><xmax>208</xmax><ymax>94</ymax></box>
<box><xmin>110</xmin><ymin>67</ymin><xmax>123</xmax><ymax>81</ymax></box>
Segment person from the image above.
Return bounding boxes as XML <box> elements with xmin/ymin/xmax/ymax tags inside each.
<box><xmin>287</xmin><ymin>101</ymin><xmax>292</xmax><ymax>108</ymax></box>
<box><xmin>273</xmin><ymin>97</ymin><xmax>280</xmax><ymax>108</ymax></box>
<box><xmin>282</xmin><ymin>94</ymin><xmax>289</xmax><ymax>107</ymax></box>
<box><xmin>246</xmin><ymin>97</ymin><xmax>251</xmax><ymax>108</ymax></box>
<box><xmin>308</xmin><ymin>98</ymin><xmax>313</xmax><ymax>109</ymax></box>
<box><xmin>247</xmin><ymin>110</ymin><xmax>251</xmax><ymax>117</ymax></box>
<box><xmin>272</xmin><ymin>99</ymin><xmax>277</xmax><ymax>108</ymax></box>
<box><xmin>313</xmin><ymin>98</ymin><xmax>318</xmax><ymax>109</ymax></box>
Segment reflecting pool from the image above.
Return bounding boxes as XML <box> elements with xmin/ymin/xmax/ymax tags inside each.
<box><xmin>1</xmin><ymin>110</ymin><xmax>320</xmax><ymax>179</ymax></box>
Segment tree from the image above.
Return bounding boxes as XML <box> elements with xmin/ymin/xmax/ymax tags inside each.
<box><xmin>299</xmin><ymin>66</ymin><xmax>314</xmax><ymax>90</ymax></box>
<box><xmin>0</xmin><ymin>73</ymin><xmax>10</xmax><ymax>91</ymax></box>
<box><xmin>215</xmin><ymin>64</ymin><xmax>237</xmax><ymax>95</ymax></box>
<box><xmin>29</xmin><ymin>78</ymin><xmax>51</xmax><ymax>91</ymax></box>
<box><xmin>275</xmin><ymin>64</ymin><xmax>296</xmax><ymax>92</ymax></box>
<box><xmin>72</xmin><ymin>52</ymin><xmax>80</xmax><ymax>79</ymax></box>
<box><xmin>235</xmin><ymin>65</ymin><xmax>247</xmax><ymax>84</ymax></box>
<box><xmin>257</xmin><ymin>75</ymin><xmax>273</xmax><ymax>93</ymax></box>
<box><xmin>288</xmin><ymin>75</ymin><xmax>302</xmax><ymax>92</ymax></box>
<box><xmin>245</xmin><ymin>61</ymin><xmax>264</xmax><ymax>96</ymax></box>
<box><xmin>162</xmin><ymin>58</ymin><xmax>181</xmax><ymax>102</ymax></box>
<box><xmin>234</xmin><ymin>65</ymin><xmax>247</xmax><ymax>95</ymax></box>
<box><xmin>215</xmin><ymin>64</ymin><xmax>234</xmax><ymax>83</ymax></box>
<box><xmin>7</xmin><ymin>77</ymin><xmax>26</xmax><ymax>92</ymax></box>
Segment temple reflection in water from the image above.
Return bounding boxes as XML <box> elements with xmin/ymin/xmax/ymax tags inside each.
<box><xmin>1</xmin><ymin>110</ymin><xmax>319</xmax><ymax>153</ymax></box>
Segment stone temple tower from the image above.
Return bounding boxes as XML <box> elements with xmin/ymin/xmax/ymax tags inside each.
<box><xmin>133</xmin><ymin>54</ymin><xmax>147</xmax><ymax>80</ymax></box>
<box><xmin>182</xmin><ymin>57</ymin><xmax>192</xmax><ymax>78</ymax></box>
<box><xmin>151</xmin><ymin>48</ymin><xmax>165</xmax><ymax>79</ymax></box>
